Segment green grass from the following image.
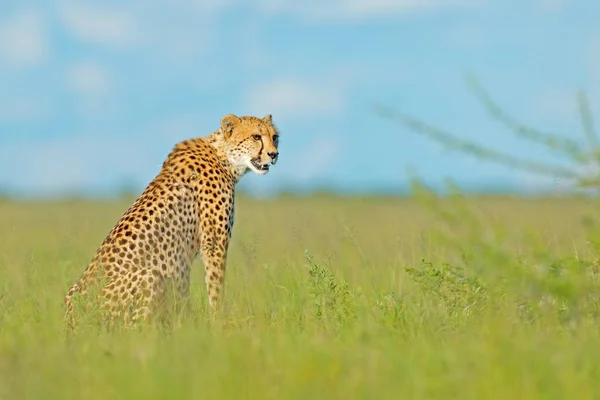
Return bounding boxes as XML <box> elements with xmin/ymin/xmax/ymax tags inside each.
<box><xmin>2</xmin><ymin>193</ymin><xmax>600</xmax><ymax>399</ymax></box>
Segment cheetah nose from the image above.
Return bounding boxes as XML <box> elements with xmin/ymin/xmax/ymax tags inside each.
<box><xmin>268</xmin><ymin>151</ymin><xmax>279</xmax><ymax>163</ymax></box>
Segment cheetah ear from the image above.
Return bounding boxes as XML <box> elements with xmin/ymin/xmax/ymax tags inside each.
<box><xmin>221</xmin><ymin>114</ymin><xmax>241</xmax><ymax>138</ymax></box>
<box><xmin>263</xmin><ymin>114</ymin><xmax>272</xmax><ymax>124</ymax></box>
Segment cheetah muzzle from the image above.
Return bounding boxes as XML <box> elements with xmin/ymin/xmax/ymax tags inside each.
<box><xmin>251</xmin><ymin>157</ymin><xmax>272</xmax><ymax>172</ymax></box>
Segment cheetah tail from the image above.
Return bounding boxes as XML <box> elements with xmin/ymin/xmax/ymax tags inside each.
<box><xmin>64</xmin><ymin>282</ymin><xmax>81</xmax><ymax>334</ymax></box>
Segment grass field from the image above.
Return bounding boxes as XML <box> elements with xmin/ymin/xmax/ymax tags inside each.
<box><xmin>2</xmin><ymin>192</ymin><xmax>600</xmax><ymax>399</ymax></box>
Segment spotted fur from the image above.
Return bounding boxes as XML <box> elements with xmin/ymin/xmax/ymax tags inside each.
<box><xmin>64</xmin><ymin>114</ymin><xmax>279</xmax><ymax>329</ymax></box>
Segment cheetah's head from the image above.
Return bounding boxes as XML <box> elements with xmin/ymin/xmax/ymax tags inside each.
<box><xmin>220</xmin><ymin>114</ymin><xmax>279</xmax><ymax>176</ymax></box>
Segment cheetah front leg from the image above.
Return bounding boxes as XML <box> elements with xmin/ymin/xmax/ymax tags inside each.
<box><xmin>200</xmin><ymin>225</ymin><xmax>230</xmax><ymax>309</ymax></box>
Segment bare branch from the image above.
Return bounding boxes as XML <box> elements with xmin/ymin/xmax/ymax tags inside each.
<box><xmin>374</xmin><ymin>104</ymin><xmax>580</xmax><ymax>180</ymax></box>
<box><xmin>465</xmin><ymin>74</ymin><xmax>584</xmax><ymax>162</ymax></box>
<box><xmin>577</xmin><ymin>91</ymin><xmax>598</xmax><ymax>151</ymax></box>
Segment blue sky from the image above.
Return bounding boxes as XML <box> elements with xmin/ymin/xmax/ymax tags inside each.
<box><xmin>0</xmin><ymin>0</ymin><xmax>599</xmax><ymax>197</ymax></box>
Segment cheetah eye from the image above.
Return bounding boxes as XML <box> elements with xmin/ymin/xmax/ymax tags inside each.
<box><xmin>273</xmin><ymin>135</ymin><xmax>279</xmax><ymax>142</ymax></box>
<box><xmin>252</xmin><ymin>134</ymin><xmax>261</xmax><ymax>141</ymax></box>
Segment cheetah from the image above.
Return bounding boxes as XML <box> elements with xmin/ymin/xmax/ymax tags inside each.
<box><xmin>64</xmin><ymin>114</ymin><xmax>279</xmax><ymax>329</ymax></box>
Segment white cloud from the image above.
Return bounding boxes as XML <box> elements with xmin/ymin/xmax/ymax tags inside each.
<box><xmin>244</xmin><ymin>70</ymin><xmax>360</xmax><ymax>119</ymax></box>
<box><xmin>245</xmin><ymin>78</ymin><xmax>344</xmax><ymax>120</ymax></box>
<box><xmin>56</xmin><ymin>2</ymin><xmax>235</xmax><ymax>60</ymax></box>
<box><xmin>256</xmin><ymin>0</ymin><xmax>481</xmax><ymax>20</ymax></box>
<box><xmin>0</xmin><ymin>9</ymin><xmax>48</xmax><ymax>68</ymax></box>
<box><xmin>182</xmin><ymin>0</ymin><xmax>238</xmax><ymax>13</ymax></box>
<box><xmin>506</xmin><ymin>170</ymin><xmax>559</xmax><ymax>194</ymax></box>
<box><xmin>0</xmin><ymin>136</ymin><xmax>110</xmax><ymax>195</ymax></box>
<box><xmin>243</xmin><ymin>65</ymin><xmax>369</xmax><ymax>120</ymax></box>
<box><xmin>66</xmin><ymin>62</ymin><xmax>114</xmax><ymax>98</ymax></box>
<box><xmin>0</xmin><ymin>113</ymin><xmax>210</xmax><ymax>195</ymax></box>
<box><xmin>535</xmin><ymin>87</ymin><xmax>578</xmax><ymax>122</ymax></box>
<box><xmin>584</xmin><ymin>35</ymin><xmax>600</xmax><ymax>117</ymax></box>
<box><xmin>529</xmin><ymin>35</ymin><xmax>600</xmax><ymax>126</ymax></box>
<box><xmin>536</xmin><ymin>0</ymin><xmax>567</xmax><ymax>13</ymax></box>
<box><xmin>0</xmin><ymin>133</ymin><xmax>169</xmax><ymax>196</ymax></box>
<box><xmin>58</xmin><ymin>3</ymin><xmax>139</xmax><ymax>47</ymax></box>
<box><xmin>64</xmin><ymin>62</ymin><xmax>116</xmax><ymax>118</ymax></box>
<box><xmin>447</xmin><ymin>24</ymin><xmax>486</xmax><ymax>49</ymax></box>
<box><xmin>287</xmin><ymin>136</ymin><xmax>342</xmax><ymax>182</ymax></box>
<box><xmin>0</xmin><ymin>96</ymin><xmax>49</xmax><ymax>122</ymax></box>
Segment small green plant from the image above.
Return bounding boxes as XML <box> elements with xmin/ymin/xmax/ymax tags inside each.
<box><xmin>373</xmin><ymin>290</ymin><xmax>406</xmax><ymax>331</ymax></box>
<box><xmin>304</xmin><ymin>250</ymin><xmax>360</xmax><ymax>330</ymax></box>
<box><xmin>406</xmin><ymin>260</ymin><xmax>487</xmax><ymax>319</ymax></box>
